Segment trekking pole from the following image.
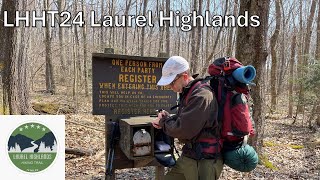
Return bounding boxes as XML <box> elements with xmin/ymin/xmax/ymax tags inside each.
<box><xmin>106</xmin><ymin>122</ymin><xmax>119</xmax><ymax>176</ymax></box>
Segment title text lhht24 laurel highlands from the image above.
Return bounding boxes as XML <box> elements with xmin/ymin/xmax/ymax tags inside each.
<box><xmin>3</xmin><ymin>10</ymin><xmax>260</xmax><ymax>32</ymax></box>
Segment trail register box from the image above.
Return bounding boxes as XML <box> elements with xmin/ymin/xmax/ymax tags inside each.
<box><xmin>92</xmin><ymin>53</ymin><xmax>178</xmax><ymax>172</ymax></box>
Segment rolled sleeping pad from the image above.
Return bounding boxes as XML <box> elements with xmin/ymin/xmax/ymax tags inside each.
<box><xmin>232</xmin><ymin>65</ymin><xmax>256</xmax><ymax>85</ymax></box>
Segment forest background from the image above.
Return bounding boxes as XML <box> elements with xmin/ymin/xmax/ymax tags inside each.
<box><xmin>0</xmin><ymin>0</ymin><xmax>319</xmax><ymax>179</ymax></box>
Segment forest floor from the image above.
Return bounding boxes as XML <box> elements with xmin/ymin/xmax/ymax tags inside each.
<box><xmin>29</xmin><ymin>84</ymin><xmax>320</xmax><ymax>180</ymax></box>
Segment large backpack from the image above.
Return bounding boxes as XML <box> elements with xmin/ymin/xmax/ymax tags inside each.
<box><xmin>207</xmin><ymin>57</ymin><xmax>255</xmax><ymax>148</ymax></box>
<box><xmin>207</xmin><ymin>57</ymin><xmax>258</xmax><ymax>172</ymax></box>
<box><xmin>185</xmin><ymin>57</ymin><xmax>258</xmax><ymax>171</ymax></box>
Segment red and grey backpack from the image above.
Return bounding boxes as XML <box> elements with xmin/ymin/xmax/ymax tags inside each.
<box><xmin>183</xmin><ymin>57</ymin><xmax>258</xmax><ymax>171</ymax></box>
<box><xmin>206</xmin><ymin>57</ymin><xmax>255</xmax><ymax>150</ymax></box>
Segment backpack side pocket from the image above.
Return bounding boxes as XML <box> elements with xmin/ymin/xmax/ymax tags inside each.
<box><xmin>230</xmin><ymin>93</ymin><xmax>251</xmax><ymax>137</ymax></box>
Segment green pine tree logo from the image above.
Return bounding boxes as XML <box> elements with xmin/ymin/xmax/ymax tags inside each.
<box><xmin>7</xmin><ymin>122</ymin><xmax>57</xmax><ymax>173</ymax></box>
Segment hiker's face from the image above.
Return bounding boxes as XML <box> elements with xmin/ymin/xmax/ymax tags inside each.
<box><xmin>169</xmin><ymin>73</ymin><xmax>187</xmax><ymax>93</ymax></box>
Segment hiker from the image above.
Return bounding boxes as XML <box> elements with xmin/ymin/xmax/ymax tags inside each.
<box><xmin>152</xmin><ymin>56</ymin><xmax>223</xmax><ymax>180</ymax></box>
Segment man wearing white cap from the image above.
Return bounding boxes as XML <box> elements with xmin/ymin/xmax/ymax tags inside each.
<box><xmin>152</xmin><ymin>56</ymin><xmax>223</xmax><ymax>180</ymax></box>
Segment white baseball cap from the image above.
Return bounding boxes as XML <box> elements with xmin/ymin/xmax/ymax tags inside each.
<box><xmin>157</xmin><ymin>56</ymin><xmax>189</xmax><ymax>86</ymax></box>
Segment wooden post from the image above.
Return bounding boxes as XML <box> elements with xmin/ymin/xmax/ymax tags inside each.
<box><xmin>105</xmin><ymin>48</ymin><xmax>115</xmax><ymax>180</ymax></box>
<box><xmin>105</xmin><ymin>117</ymin><xmax>116</xmax><ymax>180</ymax></box>
<box><xmin>156</xmin><ymin>51</ymin><xmax>167</xmax><ymax>180</ymax></box>
<box><xmin>155</xmin><ymin>166</ymin><xmax>165</xmax><ymax>180</ymax></box>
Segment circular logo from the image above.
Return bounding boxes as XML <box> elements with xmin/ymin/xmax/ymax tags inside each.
<box><xmin>7</xmin><ymin>122</ymin><xmax>57</xmax><ymax>173</ymax></box>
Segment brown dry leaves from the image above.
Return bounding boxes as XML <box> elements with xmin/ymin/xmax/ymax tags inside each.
<box><xmin>30</xmin><ymin>89</ymin><xmax>319</xmax><ymax>179</ymax></box>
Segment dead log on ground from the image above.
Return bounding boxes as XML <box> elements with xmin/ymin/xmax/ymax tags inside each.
<box><xmin>65</xmin><ymin>147</ymin><xmax>95</xmax><ymax>156</ymax></box>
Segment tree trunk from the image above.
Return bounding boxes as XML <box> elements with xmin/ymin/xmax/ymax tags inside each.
<box><xmin>90</xmin><ymin>1</ymin><xmax>96</xmax><ymax>48</ymax></box>
<box><xmin>165</xmin><ymin>0</ymin><xmax>170</xmax><ymax>55</ymax></box>
<box><xmin>317</xmin><ymin>104</ymin><xmax>320</xmax><ymax>126</ymax></box>
<box><xmin>113</xmin><ymin>2</ymin><xmax>117</xmax><ymax>48</ymax></box>
<box><xmin>308</xmin><ymin>102</ymin><xmax>319</xmax><ymax>129</ymax></box>
<box><xmin>123</xmin><ymin>0</ymin><xmax>132</xmax><ymax>54</ymax></box>
<box><xmin>315</xmin><ymin>0</ymin><xmax>320</xmax><ymax>126</ymax></box>
<box><xmin>73</xmin><ymin>0</ymin><xmax>80</xmax><ymax>111</ymax></box>
<box><xmin>177</xmin><ymin>28</ymin><xmax>181</xmax><ymax>55</ymax></box>
<box><xmin>236</xmin><ymin>0</ymin><xmax>270</xmax><ymax>154</ymax></box>
<box><xmin>288</xmin><ymin>32</ymin><xmax>296</xmax><ymax>118</ymax></box>
<box><xmin>148</xmin><ymin>26</ymin><xmax>155</xmax><ymax>56</ymax></box>
<box><xmin>72</xmin><ymin>35</ymin><xmax>78</xmax><ymax>113</ymax></box>
<box><xmin>140</xmin><ymin>0</ymin><xmax>148</xmax><ymax>56</ymax></box>
<box><xmin>205</xmin><ymin>0</ymin><xmax>211</xmax><ymax>60</ymax></box>
<box><xmin>44</xmin><ymin>0</ymin><xmax>55</xmax><ymax>94</ymax></box>
<box><xmin>100</xmin><ymin>0</ymin><xmax>105</xmax><ymax>50</ymax></box>
<box><xmin>190</xmin><ymin>0</ymin><xmax>198</xmax><ymax>74</ymax></box>
<box><xmin>158</xmin><ymin>0</ymin><xmax>164</xmax><ymax>53</ymax></box>
<box><xmin>16</xmin><ymin>4</ymin><xmax>31</xmax><ymax>114</ymax></box>
<box><xmin>109</xmin><ymin>0</ymin><xmax>115</xmax><ymax>47</ymax></box>
<box><xmin>297</xmin><ymin>0</ymin><xmax>317</xmax><ymax>114</ymax></box>
<box><xmin>82</xmin><ymin>0</ymin><xmax>89</xmax><ymax>97</ymax></box>
<box><xmin>226</xmin><ymin>0</ymin><xmax>238</xmax><ymax>56</ymax></box>
<box><xmin>0</xmin><ymin>1</ymin><xmax>25</xmax><ymax>114</ymax></box>
<box><xmin>57</xmin><ymin>0</ymin><xmax>66</xmax><ymax>82</ymax></box>
<box><xmin>270</xmin><ymin>0</ymin><xmax>281</xmax><ymax>111</ymax></box>
<box><xmin>293</xmin><ymin>0</ymin><xmax>304</xmax><ymax>120</ymax></box>
<box><xmin>132</xmin><ymin>1</ymin><xmax>142</xmax><ymax>54</ymax></box>
<box><xmin>74</xmin><ymin>1</ymin><xmax>82</xmax><ymax>84</ymax></box>
<box><xmin>194</xmin><ymin>0</ymin><xmax>203</xmax><ymax>74</ymax></box>
<box><xmin>316</xmin><ymin>0</ymin><xmax>320</xmax><ymax>60</ymax></box>
<box><xmin>277</xmin><ymin>0</ymin><xmax>287</xmax><ymax>96</ymax></box>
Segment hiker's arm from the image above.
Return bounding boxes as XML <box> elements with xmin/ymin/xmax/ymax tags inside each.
<box><xmin>159</xmin><ymin>88</ymin><xmax>217</xmax><ymax>140</ymax></box>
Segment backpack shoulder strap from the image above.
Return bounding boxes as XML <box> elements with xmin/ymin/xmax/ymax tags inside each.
<box><xmin>184</xmin><ymin>80</ymin><xmax>211</xmax><ymax>105</ymax></box>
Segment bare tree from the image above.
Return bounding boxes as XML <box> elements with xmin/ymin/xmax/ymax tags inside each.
<box><xmin>205</xmin><ymin>0</ymin><xmax>211</xmax><ymax>59</ymax></box>
<box><xmin>140</xmin><ymin>0</ymin><xmax>148</xmax><ymax>56</ymax></box>
<box><xmin>288</xmin><ymin>30</ymin><xmax>296</xmax><ymax>118</ymax></box>
<box><xmin>74</xmin><ymin>0</ymin><xmax>82</xmax><ymax>83</ymax></box>
<box><xmin>109</xmin><ymin>0</ymin><xmax>115</xmax><ymax>47</ymax></box>
<box><xmin>165</xmin><ymin>0</ymin><xmax>170</xmax><ymax>55</ymax></box>
<box><xmin>44</xmin><ymin>0</ymin><xmax>56</xmax><ymax>94</ymax></box>
<box><xmin>82</xmin><ymin>0</ymin><xmax>89</xmax><ymax>97</ymax></box>
<box><xmin>15</xmin><ymin>1</ymin><xmax>31</xmax><ymax>114</ymax></box>
<box><xmin>0</xmin><ymin>0</ymin><xmax>18</xmax><ymax>114</ymax></box>
<box><xmin>296</xmin><ymin>0</ymin><xmax>317</xmax><ymax>115</ymax></box>
<box><xmin>236</xmin><ymin>0</ymin><xmax>270</xmax><ymax>153</ymax></box>
<box><xmin>277</xmin><ymin>0</ymin><xmax>293</xmax><ymax>95</ymax></box>
<box><xmin>190</xmin><ymin>0</ymin><xmax>197</xmax><ymax>74</ymax></box>
<box><xmin>100</xmin><ymin>0</ymin><xmax>105</xmax><ymax>50</ymax></box>
<box><xmin>57</xmin><ymin>0</ymin><xmax>66</xmax><ymax>82</ymax></box>
<box><xmin>195</xmin><ymin>0</ymin><xmax>203</xmax><ymax>73</ymax></box>
<box><xmin>123</xmin><ymin>0</ymin><xmax>133</xmax><ymax>54</ymax></box>
<box><xmin>132</xmin><ymin>0</ymin><xmax>142</xmax><ymax>54</ymax></box>
<box><xmin>226</xmin><ymin>0</ymin><xmax>238</xmax><ymax>56</ymax></box>
<box><xmin>314</xmin><ymin>0</ymin><xmax>320</xmax><ymax>126</ymax></box>
<box><xmin>316</xmin><ymin>0</ymin><xmax>320</xmax><ymax>61</ymax></box>
<box><xmin>270</xmin><ymin>0</ymin><xmax>281</xmax><ymax>111</ymax></box>
<box><xmin>158</xmin><ymin>0</ymin><xmax>164</xmax><ymax>54</ymax></box>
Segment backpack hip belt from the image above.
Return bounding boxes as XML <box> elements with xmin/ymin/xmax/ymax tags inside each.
<box><xmin>185</xmin><ymin>138</ymin><xmax>223</xmax><ymax>156</ymax></box>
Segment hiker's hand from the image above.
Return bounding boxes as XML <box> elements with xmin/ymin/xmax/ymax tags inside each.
<box><xmin>152</xmin><ymin>110</ymin><xmax>171</xmax><ymax>129</ymax></box>
<box><xmin>152</xmin><ymin>117</ymin><xmax>162</xmax><ymax>129</ymax></box>
<box><xmin>152</xmin><ymin>111</ymin><xmax>167</xmax><ymax>129</ymax></box>
<box><xmin>160</xmin><ymin>110</ymin><xmax>170</xmax><ymax>118</ymax></box>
